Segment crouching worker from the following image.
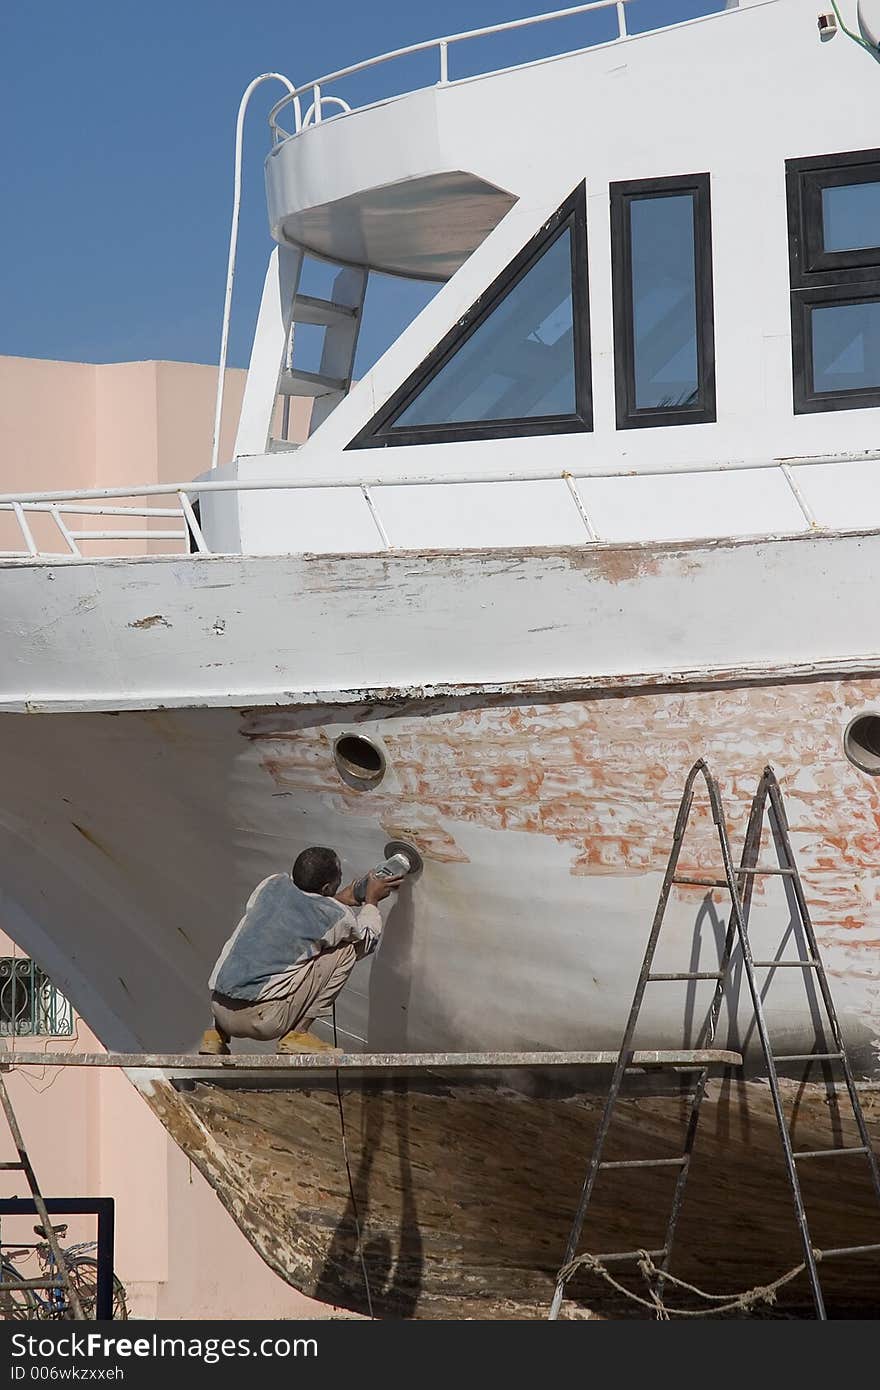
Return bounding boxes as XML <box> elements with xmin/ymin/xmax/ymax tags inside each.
<box><xmin>199</xmin><ymin>845</ymin><xmax>402</xmax><ymax>1056</ymax></box>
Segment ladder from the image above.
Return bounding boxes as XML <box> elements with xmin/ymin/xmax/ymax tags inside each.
<box><xmin>235</xmin><ymin>246</ymin><xmax>367</xmax><ymax>458</ymax></box>
<box><xmin>0</xmin><ymin>1069</ymin><xmax>85</xmax><ymax>1318</ymax></box>
<box><xmin>549</xmin><ymin>759</ymin><xmax>880</xmax><ymax>1320</ymax></box>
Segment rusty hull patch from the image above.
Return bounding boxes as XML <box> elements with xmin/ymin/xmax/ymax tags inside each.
<box><xmin>139</xmin><ymin>1072</ymin><xmax>880</xmax><ymax>1319</ymax></box>
<box><xmin>239</xmin><ymin>677</ymin><xmax>880</xmax><ymax>948</ymax></box>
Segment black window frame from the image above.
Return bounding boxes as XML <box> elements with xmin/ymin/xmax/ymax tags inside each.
<box><xmin>786</xmin><ymin>147</ymin><xmax>880</xmax><ymax>414</ymax></box>
<box><xmin>347</xmin><ymin>182</ymin><xmax>592</xmax><ymax>449</ymax></box>
<box><xmin>610</xmin><ymin>172</ymin><xmax>716</xmax><ymax>430</ymax></box>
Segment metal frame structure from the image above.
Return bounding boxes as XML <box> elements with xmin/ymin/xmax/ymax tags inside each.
<box><xmin>0</xmin><ymin>957</ymin><xmax>74</xmax><ymax>1038</ymax></box>
<box><xmin>549</xmin><ymin>760</ymin><xmax>880</xmax><ymax>1321</ymax></box>
<box><xmin>0</xmin><ymin>1198</ymin><xmax>115</xmax><ymax>1321</ymax></box>
<box><xmin>0</xmin><ymin>1074</ymin><xmax>86</xmax><ymax>1319</ymax></box>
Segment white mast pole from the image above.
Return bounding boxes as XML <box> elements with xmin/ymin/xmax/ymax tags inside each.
<box><xmin>211</xmin><ymin>73</ymin><xmax>298</xmax><ymax>472</ymax></box>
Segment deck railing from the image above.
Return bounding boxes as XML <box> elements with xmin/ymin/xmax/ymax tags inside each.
<box><xmin>0</xmin><ymin>450</ymin><xmax>872</xmax><ymax>561</ymax></box>
<box><xmin>267</xmin><ymin>0</ymin><xmax>738</xmax><ymax>140</ymax></box>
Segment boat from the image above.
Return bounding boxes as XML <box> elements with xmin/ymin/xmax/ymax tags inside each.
<box><xmin>2</xmin><ymin>0</ymin><xmax>880</xmax><ymax>1317</ymax></box>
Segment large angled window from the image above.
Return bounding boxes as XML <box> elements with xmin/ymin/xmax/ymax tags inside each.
<box><xmin>611</xmin><ymin>173</ymin><xmax>716</xmax><ymax>429</ymax></box>
<box><xmin>787</xmin><ymin>148</ymin><xmax>880</xmax><ymax>414</ymax></box>
<box><xmin>349</xmin><ymin>185</ymin><xmax>591</xmax><ymax>447</ymax></box>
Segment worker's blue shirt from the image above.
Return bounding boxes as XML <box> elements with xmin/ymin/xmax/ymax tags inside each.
<box><xmin>208</xmin><ymin>874</ymin><xmax>382</xmax><ymax>1002</ymax></box>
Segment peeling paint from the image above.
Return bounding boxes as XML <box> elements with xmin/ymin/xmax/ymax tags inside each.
<box><xmin>241</xmin><ymin>678</ymin><xmax>880</xmax><ymax>948</ymax></box>
<box><xmin>128</xmin><ymin>614</ymin><xmax>171</xmax><ymax>630</ymax></box>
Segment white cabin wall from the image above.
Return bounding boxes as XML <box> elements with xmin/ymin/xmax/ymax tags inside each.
<box><xmin>229</xmin><ymin>0</ymin><xmax>880</xmax><ymax>556</ymax></box>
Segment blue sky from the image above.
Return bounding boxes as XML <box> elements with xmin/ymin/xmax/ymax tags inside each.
<box><xmin>0</xmin><ymin>0</ymin><xmax>719</xmax><ymax>373</ymax></box>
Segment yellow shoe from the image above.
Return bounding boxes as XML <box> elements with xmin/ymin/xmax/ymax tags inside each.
<box><xmin>276</xmin><ymin>1030</ymin><xmax>341</xmax><ymax>1055</ymax></box>
<box><xmin>198</xmin><ymin>1028</ymin><xmax>230</xmax><ymax>1056</ymax></box>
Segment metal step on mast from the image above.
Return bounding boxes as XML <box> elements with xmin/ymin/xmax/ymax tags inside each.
<box><xmin>234</xmin><ymin>245</ymin><xmax>367</xmax><ymax>458</ymax></box>
<box><xmin>549</xmin><ymin>759</ymin><xmax>880</xmax><ymax>1321</ymax></box>
<box><xmin>0</xmin><ymin>1070</ymin><xmax>85</xmax><ymax>1318</ymax></box>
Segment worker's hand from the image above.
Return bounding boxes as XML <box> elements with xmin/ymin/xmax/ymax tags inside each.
<box><xmin>335</xmin><ymin>881</ymin><xmax>359</xmax><ymax>907</ymax></box>
<box><xmin>364</xmin><ymin>871</ymin><xmax>405</xmax><ymax>905</ymax></box>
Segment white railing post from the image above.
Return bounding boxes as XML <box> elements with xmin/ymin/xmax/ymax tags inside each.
<box><xmin>779</xmin><ymin>463</ymin><xmax>820</xmax><ymax>530</ymax></box>
<box><xmin>616</xmin><ymin>0</ymin><xmax>628</xmax><ymax>37</ymax></box>
<box><xmin>49</xmin><ymin>507</ymin><xmax>81</xmax><ymax>557</ymax></box>
<box><xmin>361</xmin><ymin>485</ymin><xmax>391</xmax><ymax>550</ymax></box>
<box><xmin>313</xmin><ymin>83</ymin><xmax>322</xmax><ymax>123</ymax></box>
<box><xmin>178</xmin><ymin>492</ymin><xmax>210</xmax><ymax>554</ymax></box>
<box><xmin>563</xmin><ymin>472</ymin><xmax>599</xmax><ymax>541</ymax></box>
<box><xmin>438</xmin><ymin>41</ymin><xmax>449</xmax><ymax>84</ymax></box>
<box><xmin>11</xmin><ymin>503</ymin><xmax>37</xmax><ymax>557</ymax></box>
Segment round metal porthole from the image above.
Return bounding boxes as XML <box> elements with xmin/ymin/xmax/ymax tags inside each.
<box><xmin>333</xmin><ymin>734</ymin><xmax>386</xmax><ymax>790</ymax></box>
<box><xmin>844</xmin><ymin>713</ymin><xmax>880</xmax><ymax>775</ymax></box>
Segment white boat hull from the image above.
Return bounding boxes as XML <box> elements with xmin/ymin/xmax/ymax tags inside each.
<box><xmin>0</xmin><ymin>674</ymin><xmax>878</xmax><ymax>1068</ymax></box>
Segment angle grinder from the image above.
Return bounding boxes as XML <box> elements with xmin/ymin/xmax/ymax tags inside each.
<box><xmin>352</xmin><ymin>840</ymin><xmax>424</xmax><ymax>904</ymax></box>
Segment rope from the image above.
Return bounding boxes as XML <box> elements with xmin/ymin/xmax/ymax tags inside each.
<box><xmin>556</xmin><ymin>1248</ymin><xmax>820</xmax><ymax>1319</ymax></box>
<box><xmin>331</xmin><ymin>1006</ymin><xmax>374</xmax><ymax>1318</ymax></box>
<box><xmin>829</xmin><ymin>0</ymin><xmax>877</xmax><ymax>54</ymax></box>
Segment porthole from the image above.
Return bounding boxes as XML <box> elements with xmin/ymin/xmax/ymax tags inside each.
<box><xmin>333</xmin><ymin>734</ymin><xmax>386</xmax><ymax>790</ymax></box>
<box><xmin>844</xmin><ymin>713</ymin><xmax>880</xmax><ymax>775</ymax></box>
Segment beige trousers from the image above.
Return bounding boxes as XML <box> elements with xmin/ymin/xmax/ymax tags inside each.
<box><xmin>210</xmin><ymin>943</ymin><xmax>358</xmax><ymax>1041</ymax></box>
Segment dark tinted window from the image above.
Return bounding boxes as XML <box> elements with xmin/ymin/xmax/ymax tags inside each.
<box><xmin>611</xmin><ymin>174</ymin><xmax>715</xmax><ymax>429</ymax></box>
<box><xmin>394</xmin><ymin>229</ymin><xmax>575</xmax><ymax>426</ymax></box>
<box><xmin>630</xmin><ymin>195</ymin><xmax>699</xmax><ymax>410</ymax></box>
<box><xmin>348</xmin><ymin>184</ymin><xmax>592</xmax><ymax>448</ymax></box>
<box><xmin>811</xmin><ymin>300</ymin><xmax>880</xmax><ymax>393</ymax></box>
<box><xmin>821</xmin><ymin>181</ymin><xmax>880</xmax><ymax>253</ymax></box>
<box><xmin>787</xmin><ymin>149</ymin><xmax>880</xmax><ymax>413</ymax></box>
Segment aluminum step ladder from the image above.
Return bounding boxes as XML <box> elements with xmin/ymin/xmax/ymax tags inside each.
<box><xmin>0</xmin><ymin>1069</ymin><xmax>85</xmax><ymax>1318</ymax></box>
<box><xmin>549</xmin><ymin>759</ymin><xmax>880</xmax><ymax>1320</ymax></box>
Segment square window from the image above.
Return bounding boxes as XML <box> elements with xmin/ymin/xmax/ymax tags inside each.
<box><xmin>821</xmin><ymin>181</ymin><xmax>880</xmax><ymax>254</ymax></box>
<box><xmin>787</xmin><ymin>149</ymin><xmax>880</xmax><ymax>413</ymax></box>
<box><xmin>811</xmin><ymin>299</ymin><xmax>880</xmax><ymax>393</ymax></box>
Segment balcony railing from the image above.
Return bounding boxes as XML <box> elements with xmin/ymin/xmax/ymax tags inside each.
<box><xmin>267</xmin><ymin>0</ymin><xmax>740</xmax><ymax>141</ymax></box>
<box><xmin>0</xmin><ymin>449</ymin><xmax>874</xmax><ymax>562</ymax></box>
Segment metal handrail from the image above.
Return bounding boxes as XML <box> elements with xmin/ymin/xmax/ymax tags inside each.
<box><xmin>267</xmin><ymin>0</ymin><xmax>741</xmax><ymax>139</ymax></box>
<box><xmin>0</xmin><ymin>447</ymin><xmax>874</xmax><ymax>561</ymax></box>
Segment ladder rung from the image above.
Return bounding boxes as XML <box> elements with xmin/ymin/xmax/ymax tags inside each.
<box><xmin>793</xmin><ymin>1146</ymin><xmax>869</xmax><ymax>1160</ymax></box>
<box><xmin>671</xmin><ymin>875</ymin><xmax>729</xmax><ymax>888</ymax></box>
<box><xmin>775</xmin><ymin>1052</ymin><xmax>844</xmax><ymax>1062</ymax></box>
<box><xmin>278</xmin><ymin>368</ymin><xmax>346</xmax><ymax>398</ymax></box>
<box><xmin>599</xmin><ymin>1157</ymin><xmax>687</xmax><ymax>1170</ymax></box>
<box><xmin>751</xmin><ymin>960</ymin><xmax>818</xmax><ymax>969</ymax></box>
<box><xmin>0</xmin><ymin>1161</ymin><xmax>24</xmax><ymax>1169</ymax></box>
<box><xmin>738</xmin><ymin>867</ymin><xmax>796</xmax><ymax>876</ymax></box>
<box><xmin>591</xmin><ymin>1248</ymin><xmax>667</xmax><ymax>1264</ymax></box>
<box><xmin>293</xmin><ymin>293</ymin><xmax>357</xmax><ymax>326</ymax></box>
<box><xmin>816</xmin><ymin>1243</ymin><xmax>880</xmax><ymax>1259</ymax></box>
<box><xmin>647</xmin><ymin>971</ymin><xmax>723</xmax><ymax>982</ymax></box>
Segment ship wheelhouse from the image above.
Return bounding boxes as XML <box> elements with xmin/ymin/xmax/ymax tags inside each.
<box><xmin>191</xmin><ymin>0</ymin><xmax>880</xmax><ymax>565</ymax></box>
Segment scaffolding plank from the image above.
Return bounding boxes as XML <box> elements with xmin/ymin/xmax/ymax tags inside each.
<box><xmin>0</xmin><ymin>1048</ymin><xmax>743</xmax><ymax>1072</ymax></box>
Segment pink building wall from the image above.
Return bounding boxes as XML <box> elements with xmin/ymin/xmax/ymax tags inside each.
<box><xmin>0</xmin><ymin>356</ymin><xmax>324</xmax><ymax>1318</ymax></box>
